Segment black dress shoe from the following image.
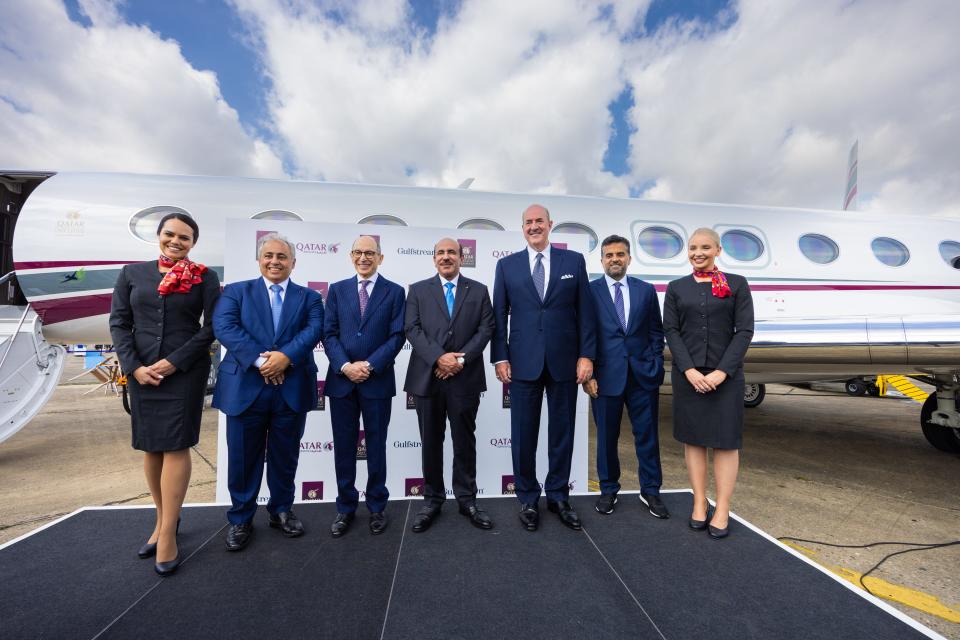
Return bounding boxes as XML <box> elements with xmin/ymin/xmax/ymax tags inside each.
<box><xmin>330</xmin><ymin>512</ymin><xmax>354</xmax><ymax>538</ymax></box>
<box><xmin>640</xmin><ymin>492</ymin><xmax>670</xmax><ymax>519</ymax></box>
<box><xmin>708</xmin><ymin>515</ymin><xmax>730</xmax><ymax>539</ymax></box>
<box><xmin>458</xmin><ymin>503</ymin><xmax>493</xmax><ymax>530</ymax></box>
<box><xmin>688</xmin><ymin>501</ymin><xmax>715</xmax><ymax>531</ymax></box>
<box><xmin>518</xmin><ymin>503</ymin><xmax>539</xmax><ymax>531</ymax></box>
<box><xmin>595</xmin><ymin>493</ymin><xmax>618</xmax><ymax>515</ymax></box>
<box><xmin>154</xmin><ymin>553</ymin><xmax>181</xmax><ymax>577</ymax></box>
<box><xmin>138</xmin><ymin>517</ymin><xmax>181</xmax><ymax>559</ymax></box>
<box><xmin>369</xmin><ymin>511</ymin><xmax>388</xmax><ymax>535</ymax></box>
<box><xmin>411</xmin><ymin>505</ymin><xmax>441</xmax><ymax>533</ymax></box>
<box><xmin>225</xmin><ymin>522</ymin><xmax>253</xmax><ymax>551</ymax></box>
<box><xmin>269</xmin><ymin>510</ymin><xmax>305</xmax><ymax>537</ymax></box>
<box><xmin>547</xmin><ymin>500</ymin><xmax>582</xmax><ymax>530</ymax></box>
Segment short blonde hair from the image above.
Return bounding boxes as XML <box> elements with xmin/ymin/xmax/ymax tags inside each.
<box><xmin>689</xmin><ymin>227</ymin><xmax>721</xmax><ymax>247</ymax></box>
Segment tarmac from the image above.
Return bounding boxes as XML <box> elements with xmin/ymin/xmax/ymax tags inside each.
<box><xmin>1</xmin><ymin>355</ymin><xmax>958</xmax><ymax>638</ymax></box>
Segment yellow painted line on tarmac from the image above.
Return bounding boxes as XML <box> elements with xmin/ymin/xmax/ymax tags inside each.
<box><xmin>786</xmin><ymin>543</ymin><xmax>960</xmax><ymax>623</ymax></box>
<box><xmin>587</xmin><ymin>480</ymin><xmax>600</xmax><ymax>492</ymax></box>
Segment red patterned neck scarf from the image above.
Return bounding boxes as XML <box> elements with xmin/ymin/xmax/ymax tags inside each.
<box><xmin>693</xmin><ymin>269</ymin><xmax>731</xmax><ymax>298</ymax></box>
<box><xmin>158</xmin><ymin>254</ymin><xmax>207</xmax><ymax>296</ymax></box>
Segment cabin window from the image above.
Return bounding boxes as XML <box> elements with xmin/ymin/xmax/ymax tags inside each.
<box><xmin>798</xmin><ymin>233</ymin><xmax>839</xmax><ymax>264</ymax></box>
<box><xmin>637</xmin><ymin>226</ymin><xmax>683</xmax><ymax>259</ymax></box>
<box><xmin>871</xmin><ymin>237</ymin><xmax>910</xmax><ymax>267</ymax></box>
<box><xmin>129</xmin><ymin>206</ymin><xmax>193</xmax><ymax>244</ymax></box>
<box><xmin>720</xmin><ymin>229</ymin><xmax>764</xmax><ymax>262</ymax></box>
<box><xmin>358</xmin><ymin>214</ymin><xmax>407</xmax><ymax>226</ymax></box>
<box><xmin>939</xmin><ymin>241</ymin><xmax>960</xmax><ymax>269</ymax></box>
<box><xmin>252</xmin><ymin>210</ymin><xmax>302</xmax><ymax>221</ymax></box>
<box><xmin>552</xmin><ymin>222</ymin><xmax>598</xmax><ymax>252</ymax></box>
<box><xmin>458</xmin><ymin>218</ymin><xmax>504</xmax><ymax>231</ymax></box>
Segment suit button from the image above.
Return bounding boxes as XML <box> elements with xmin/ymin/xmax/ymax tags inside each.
<box><xmin>447</xmin><ymin>331</ymin><xmax>453</xmax><ymax>336</ymax></box>
<box><xmin>356</xmin><ymin>332</ymin><xmax>362</xmax><ymax>337</ymax></box>
<box><xmin>703</xmin><ymin>339</ymin><xmax>707</xmax><ymax>343</ymax></box>
<box><xmin>156</xmin><ymin>337</ymin><xmax>161</xmax><ymax>341</ymax></box>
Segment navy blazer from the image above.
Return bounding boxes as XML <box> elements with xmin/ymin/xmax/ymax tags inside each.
<box><xmin>589</xmin><ymin>276</ymin><xmax>665</xmax><ymax>395</ymax></box>
<box><xmin>322</xmin><ymin>275</ymin><xmax>406</xmax><ymax>399</ymax></box>
<box><xmin>212</xmin><ymin>278</ymin><xmax>324</xmax><ymax>416</ymax></box>
<box><xmin>490</xmin><ymin>246</ymin><xmax>596</xmax><ymax>382</ymax></box>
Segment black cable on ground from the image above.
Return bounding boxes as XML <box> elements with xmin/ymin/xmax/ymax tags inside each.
<box><xmin>778</xmin><ymin>536</ymin><xmax>960</xmax><ymax>596</ymax></box>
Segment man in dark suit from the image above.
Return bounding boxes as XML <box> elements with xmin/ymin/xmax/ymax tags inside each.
<box><xmin>491</xmin><ymin>204</ymin><xmax>596</xmax><ymax>531</ymax></box>
<box><xmin>322</xmin><ymin>235</ymin><xmax>406</xmax><ymax>537</ymax></box>
<box><xmin>213</xmin><ymin>233</ymin><xmax>324</xmax><ymax>551</ymax></box>
<box><xmin>404</xmin><ymin>237</ymin><xmax>496</xmax><ymax>532</ymax></box>
<box><xmin>583</xmin><ymin>235</ymin><xmax>669</xmax><ymax>519</ymax></box>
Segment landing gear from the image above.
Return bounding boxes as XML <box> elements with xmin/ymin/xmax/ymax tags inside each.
<box><xmin>920</xmin><ymin>385</ymin><xmax>960</xmax><ymax>453</ymax></box>
<box><xmin>845</xmin><ymin>378</ymin><xmax>868</xmax><ymax>396</ymax></box>
<box><xmin>744</xmin><ymin>383</ymin><xmax>765</xmax><ymax>408</ymax></box>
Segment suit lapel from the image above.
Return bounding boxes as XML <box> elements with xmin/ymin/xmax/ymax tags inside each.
<box><xmin>275</xmin><ymin>282</ymin><xmax>303</xmax><ymax>339</ymax></box>
<box><xmin>625</xmin><ymin>277</ymin><xmax>642</xmax><ymax>334</ymax></box>
<box><xmin>251</xmin><ymin>278</ymin><xmax>275</xmax><ymax>339</ymax></box>
<box><xmin>595</xmin><ymin>278</ymin><xmax>624</xmax><ymax>334</ymax></box>
<box><xmin>346</xmin><ymin>278</ymin><xmax>362</xmax><ymax>325</ymax></box>
<box><xmin>518</xmin><ymin>249</ymin><xmax>542</xmax><ymax>303</ymax></box>
<box><xmin>359</xmin><ymin>276</ymin><xmax>388</xmax><ymax>329</ymax></box>
<box><xmin>541</xmin><ymin>246</ymin><xmax>563</xmax><ymax>304</ymax></box>
<box><xmin>430</xmin><ymin>277</ymin><xmax>450</xmax><ymax>320</ymax></box>
<box><xmin>450</xmin><ymin>278</ymin><xmax>470</xmax><ymax>325</ymax></box>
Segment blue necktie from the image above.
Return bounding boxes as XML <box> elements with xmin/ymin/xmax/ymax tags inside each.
<box><xmin>444</xmin><ymin>281</ymin><xmax>455</xmax><ymax>318</ymax></box>
<box><xmin>270</xmin><ymin>284</ymin><xmax>283</xmax><ymax>332</ymax></box>
<box><xmin>532</xmin><ymin>252</ymin><xmax>545</xmax><ymax>301</ymax></box>
<box><xmin>614</xmin><ymin>282</ymin><xmax>626</xmax><ymax>332</ymax></box>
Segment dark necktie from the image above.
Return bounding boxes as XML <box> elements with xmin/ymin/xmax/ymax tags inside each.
<box><xmin>614</xmin><ymin>282</ymin><xmax>626</xmax><ymax>332</ymax></box>
<box><xmin>444</xmin><ymin>281</ymin><xmax>455</xmax><ymax>318</ymax></box>
<box><xmin>532</xmin><ymin>252</ymin><xmax>545</xmax><ymax>301</ymax></box>
<box><xmin>270</xmin><ymin>284</ymin><xmax>283</xmax><ymax>332</ymax></box>
<box><xmin>359</xmin><ymin>280</ymin><xmax>370</xmax><ymax>317</ymax></box>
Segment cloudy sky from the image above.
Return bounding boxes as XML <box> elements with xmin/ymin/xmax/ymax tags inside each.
<box><xmin>1</xmin><ymin>0</ymin><xmax>957</xmax><ymax>216</ymax></box>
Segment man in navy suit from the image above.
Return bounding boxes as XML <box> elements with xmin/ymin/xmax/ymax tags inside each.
<box><xmin>583</xmin><ymin>235</ymin><xmax>669</xmax><ymax>519</ymax></box>
<box><xmin>322</xmin><ymin>235</ymin><xmax>406</xmax><ymax>537</ymax></box>
<box><xmin>491</xmin><ymin>204</ymin><xmax>596</xmax><ymax>531</ymax></box>
<box><xmin>213</xmin><ymin>233</ymin><xmax>324</xmax><ymax>551</ymax></box>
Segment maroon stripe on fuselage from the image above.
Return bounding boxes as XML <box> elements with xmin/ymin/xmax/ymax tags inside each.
<box><xmin>31</xmin><ymin>295</ymin><xmax>112</xmax><ymax>325</ymax></box>
<box><xmin>651</xmin><ymin>284</ymin><xmax>960</xmax><ymax>292</ymax></box>
<box><xmin>14</xmin><ymin>260</ymin><xmax>134</xmax><ymax>270</ymax></box>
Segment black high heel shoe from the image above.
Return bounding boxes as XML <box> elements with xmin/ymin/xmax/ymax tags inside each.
<box><xmin>688</xmin><ymin>501</ymin><xmax>714</xmax><ymax>531</ymax></box>
<box><xmin>708</xmin><ymin>514</ymin><xmax>729</xmax><ymax>539</ymax></box>
<box><xmin>138</xmin><ymin>517</ymin><xmax>181</xmax><ymax>559</ymax></box>
<box><xmin>154</xmin><ymin>553</ymin><xmax>181</xmax><ymax>577</ymax></box>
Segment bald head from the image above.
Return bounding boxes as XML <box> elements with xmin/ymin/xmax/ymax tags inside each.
<box><xmin>521</xmin><ymin>204</ymin><xmax>553</xmax><ymax>251</ymax></box>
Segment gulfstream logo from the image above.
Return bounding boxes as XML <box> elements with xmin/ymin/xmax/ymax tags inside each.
<box><xmin>397</xmin><ymin>247</ymin><xmax>434</xmax><ymax>255</ymax></box>
<box><xmin>393</xmin><ymin>440</ymin><xmax>422</xmax><ymax>448</ymax></box>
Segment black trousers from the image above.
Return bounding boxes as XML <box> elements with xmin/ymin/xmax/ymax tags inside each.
<box><xmin>414</xmin><ymin>389</ymin><xmax>481</xmax><ymax>507</ymax></box>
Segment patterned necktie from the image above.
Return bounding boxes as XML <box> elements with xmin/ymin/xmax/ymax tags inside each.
<box><xmin>532</xmin><ymin>252</ymin><xmax>545</xmax><ymax>301</ymax></box>
<box><xmin>359</xmin><ymin>279</ymin><xmax>370</xmax><ymax>317</ymax></box>
<box><xmin>613</xmin><ymin>281</ymin><xmax>626</xmax><ymax>332</ymax></box>
<box><xmin>444</xmin><ymin>281</ymin><xmax>455</xmax><ymax>318</ymax></box>
<box><xmin>270</xmin><ymin>284</ymin><xmax>283</xmax><ymax>332</ymax></box>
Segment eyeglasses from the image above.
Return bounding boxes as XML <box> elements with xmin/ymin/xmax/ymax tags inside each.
<box><xmin>351</xmin><ymin>250</ymin><xmax>378</xmax><ymax>259</ymax></box>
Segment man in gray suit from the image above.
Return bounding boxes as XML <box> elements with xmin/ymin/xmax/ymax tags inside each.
<box><xmin>404</xmin><ymin>237</ymin><xmax>495</xmax><ymax>532</ymax></box>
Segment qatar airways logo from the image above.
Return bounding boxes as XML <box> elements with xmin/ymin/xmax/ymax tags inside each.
<box><xmin>307</xmin><ymin>281</ymin><xmax>329</xmax><ymax>303</ymax></box>
<box><xmin>300</xmin><ymin>440</ymin><xmax>334</xmax><ymax>453</ymax></box>
<box><xmin>458</xmin><ymin>239</ymin><xmax>477</xmax><ymax>268</ymax></box>
<box><xmin>405</xmin><ymin>477</ymin><xmax>425</xmax><ymax>497</ymax></box>
<box><xmin>301</xmin><ymin>481</ymin><xmax>324</xmax><ymax>501</ymax></box>
<box><xmin>315</xmin><ymin>380</ymin><xmax>326</xmax><ymax>411</ymax></box>
<box><xmin>502</xmin><ymin>383</ymin><xmax>511</xmax><ymax>409</ymax></box>
<box><xmin>356</xmin><ymin>430</ymin><xmax>367</xmax><ymax>460</ymax></box>
<box><xmin>489</xmin><ymin>437</ymin><xmax>511</xmax><ymax>449</ymax></box>
<box><xmin>551</xmin><ymin>242</ymin><xmax>568</xmax><ymax>250</ymax></box>
<box><xmin>492</xmin><ymin>249</ymin><xmax>513</xmax><ymax>259</ymax></box>
<box><xmin>297</xmin><ymin>242</ymin><xmax>340</xmax><ymax>255</ymax></box>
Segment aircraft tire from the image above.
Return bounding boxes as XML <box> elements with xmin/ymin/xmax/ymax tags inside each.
<box><xmin>744</xmin><ymin>383</ymin><xmax>765</xmax><ymax>408</ymax></box>
<box><xmin>920</xmin><ymin>393</ymin><xmax>960</xmax><ymax>453</ymax></box>
<box><xmin>845</xmin><ymin>379</ymin><xmax>868</xmax><ymax>396</ymax></box>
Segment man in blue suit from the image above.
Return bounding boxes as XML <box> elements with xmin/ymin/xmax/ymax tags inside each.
<box><xmin>213</xmin><ymin>233</ymin><xmax>324</xmax><ymax>551</ymax></box>
<box><xmin>322</xmin><ymin>235</ymin><xmax>406</xmax><ymax>537</ymax></box>
<box><xmin>492</xmin><ymin>204</ymin><xmax>596</xmax><ymax>531</ymax></box>
<box><xmin>583</xmin><ymin>235</ymin><xmax>669</xmax><ymax>519</ymax></box>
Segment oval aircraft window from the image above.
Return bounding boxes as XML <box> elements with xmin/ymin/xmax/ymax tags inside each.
<box><xmin>129</xmin><ymin>206</ymin><xmax>193</xmax><ymax>243</ymax></box>
<box><xmin>458</xmin><ymin>218</ymin><xmax>505</xmax><ymax>231</ymax></box>
<box><xmin>252</xmin><ymin>210</ymin><xmax>302</xmax><ymax>221</ymax></box>
<box><xmin>552</xmin><ymin>222</ymin><xmax>598</xmax><ymax>252</ymax></box>
<box><xmin>638</xmin><ymin>226</ymin><xmax>683</xmax><ymax>259</ymax></box>
<box><xmin>358</xmin><ymin>214</ymin><xmax>407</xmax><ymax>226</ymax></box>
<box><xmin>720</xmin><ymin>229</ymin><xmax>764</xmax><ymax>262</ymax></box>
<box><xmin>871</xmin><ymin>237</ymin><xmax>910</xmax><ymax>267</ymax></box>
<box><xmin>798</xmin><ymin>234</ymin><xmax>839</xmax><ymax>264</ymax></box>
<box><xmin>939</xmin><ymin>241</ymin><xmax>960</xmax><ymax>269</ymax></box>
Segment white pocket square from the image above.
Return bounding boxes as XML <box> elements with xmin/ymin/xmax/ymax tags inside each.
<box><xmin>560</xmin><ymin>274</ymin><xmax>574</xmax><ymax>280</ymax></box>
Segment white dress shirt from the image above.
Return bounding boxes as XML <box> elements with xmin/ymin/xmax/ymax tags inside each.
<box><xmin>604</xmin><ymin>274</ymin><xmax>630</xmax><ymax>327</ymax></box>
<box><xmin>256</xmin><ymin>277</ymin><xmax>290</xmax><ymax>367</ymax></box>
<box><xmin>527</xmin><ymin>245</ymin><xmax>550</xmax><ymax>298</ymax></box>
<box><xmin>357</xmin><ymin>271</ymin><xmax>379</xmax><ymax>296</ymax></box>
<box><xmin>439</xmin><ymin>273</ymin><xmax>460</xmax><ymax>297</ymax></box>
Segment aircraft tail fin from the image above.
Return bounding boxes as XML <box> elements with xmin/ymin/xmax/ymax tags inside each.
<box><xmin>843</xmin><ymin>140</ymin><xmax>858</xmax><ymax>210</ymax></box>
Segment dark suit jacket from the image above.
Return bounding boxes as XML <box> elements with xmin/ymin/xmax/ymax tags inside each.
<box><xmin>212</xmin><ymin>278</ymin><xmax>324</xmax><ymax>416</ymax></box>
<box><xmin>490</xmin><ymin>246</ymin><xmax>596</xmax><ymax>382</ymax></box>
<box><xmin>663</xmin><ymin>273</ymin><xmax>754</xmax><ymax>377</ymax></box>
<box><xmin>322</xmin><ymin>275</ymin><xmax>406</xmax><ymax>399</ymax></box>
<box><xmin>590</xmin><ymin>275</ymin><xmax>665</xmax><ymax>394</ymax></box>
<box><xmin>109</xmin><ymin>260</ymin><xmax>220</xmax><ymax>374</ymax></box>
<box><xmin>403</xmin><ymin>274</ymin><xmax>495</xmax><ymax>397</ymax></box>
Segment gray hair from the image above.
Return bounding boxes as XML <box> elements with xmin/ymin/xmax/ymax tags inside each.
<box><xmin>521</xmin><ymin>204</ymin><xmax>551</xmax><ymax>221</ymax></box>
<box><xmin>257</xmin><ymin>232</ymin><xmax>296</xmax><ymax>259</ymax></box>
<box><xmin>352</xmin><ymin>235</ymin><xmax>382</xmax><ymax>254</ymax></box>
<box><xmin>689</xmin><ymin>227</ymin><xmax>721</xmax><ymax>247</ymax></box>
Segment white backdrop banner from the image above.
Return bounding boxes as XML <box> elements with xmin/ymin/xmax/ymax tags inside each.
<box><xmin>215</xmin><ymin>220</ymin><xmax>589</xmax><ymax>507</ymax></box>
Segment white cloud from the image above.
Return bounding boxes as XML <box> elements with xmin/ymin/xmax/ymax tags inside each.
<box><xmin>624</xmin><ymin>0</ymin><xmax>960</xmax><ymax>216</ymax></box>
<box><xmin>0</xmin><ymin>0</ymin><xmax>284</xmax><ymax>178</ymax></box>
<box><xmin>232</xmin><ymin>0</ymin><xmax>643</xmax><ymax>196</ymax></box>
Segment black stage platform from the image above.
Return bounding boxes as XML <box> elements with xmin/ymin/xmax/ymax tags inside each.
<box><xmin>0</xmin><ymin>491</ymin><xmax>939</xmax><ymax>640</ymax></box>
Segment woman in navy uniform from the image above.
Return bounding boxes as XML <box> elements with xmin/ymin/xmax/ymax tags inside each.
<box><xmin>110</xmin><ymin>213</ymin><xmax>220</xmax><ymax>574</ymax></box>
<box><xmin>663</xmin><ymin>228</ymin><xmax>753</xmax><ymax>538</ymax></box>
